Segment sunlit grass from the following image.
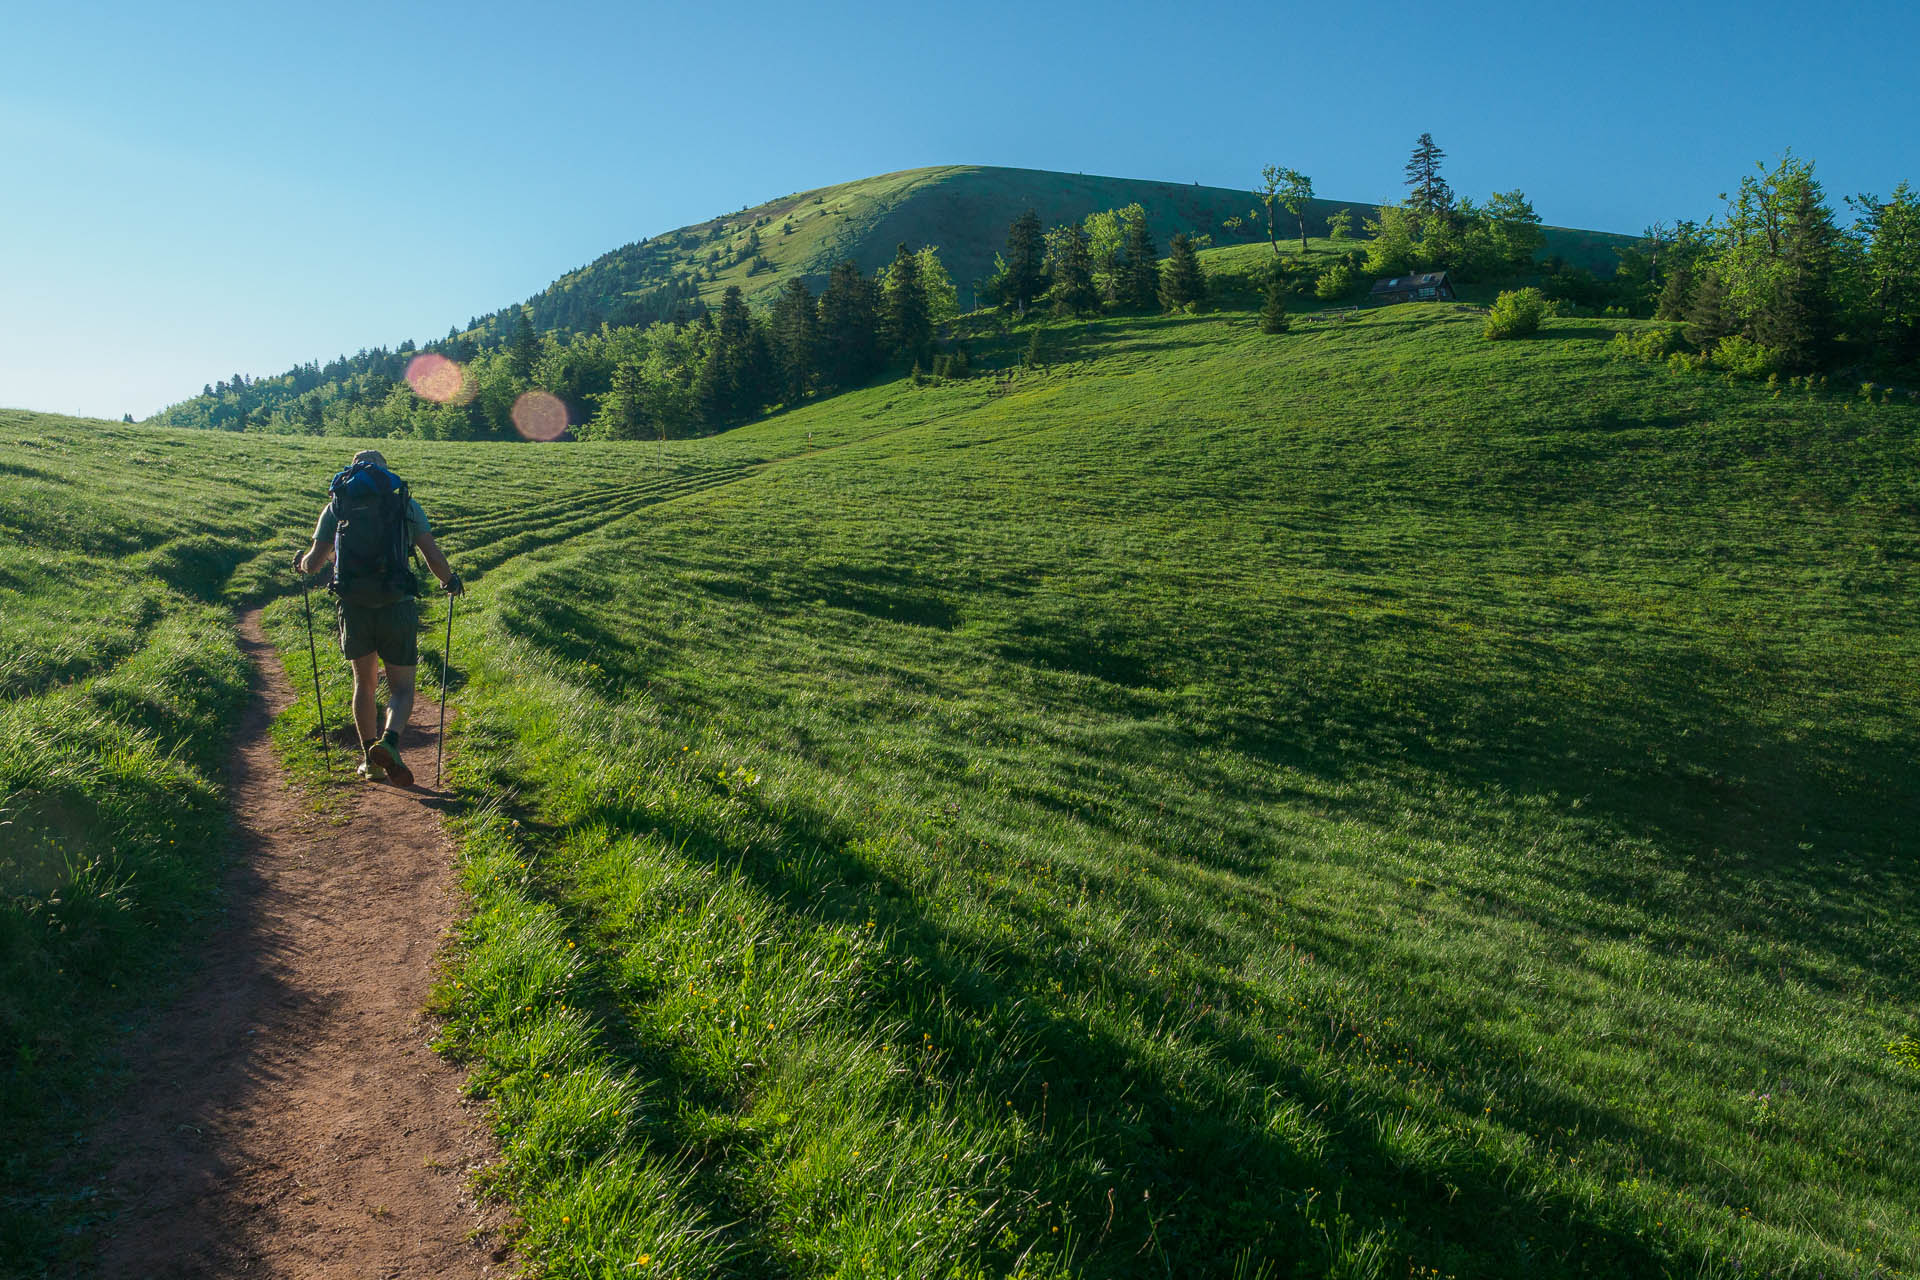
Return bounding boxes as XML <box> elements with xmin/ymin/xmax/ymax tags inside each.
<box><xmin>5</xmin><ymin>286</ymin><xmax>1918</xmax><ymax>1278</ymax></box>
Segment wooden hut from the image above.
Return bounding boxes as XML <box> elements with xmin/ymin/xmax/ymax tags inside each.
<box><xmin>1368</xmin><ymin>271</ymin><xmax>1456</xmax><ymax>305</ymax></box>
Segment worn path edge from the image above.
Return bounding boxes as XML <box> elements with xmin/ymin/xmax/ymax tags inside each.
<box><xmin>88</xmin><ymin>606</ymin><xmax>503</xmax><ymax>1278</ymax></box>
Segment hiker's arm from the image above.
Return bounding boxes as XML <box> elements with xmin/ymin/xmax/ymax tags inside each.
<box><xmin>414</xmin><ymin>531</ymin><xmax>458</xmax><ymax>590</ymax></box>
<box><xmin>297</xmin><ymin>506</ymin><xmax>333</xmax><ymax>574</ymax></box>
<box><xmin>297</xmin><ymin>539</ymin><xmax>332</xmax><ymax>574</ymax></box>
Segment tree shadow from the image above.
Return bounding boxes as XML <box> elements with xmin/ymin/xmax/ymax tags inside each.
<box><xmin>517</xmin><ymin>758</ymin><xmax>1721</xmax><ymax>1278</ymax></box>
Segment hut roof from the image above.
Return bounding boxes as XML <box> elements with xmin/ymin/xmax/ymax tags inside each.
<box><xmin>1370</xmin><ymin>271</ymin><xmax>1453</xmax><ymax>295</ymax></box>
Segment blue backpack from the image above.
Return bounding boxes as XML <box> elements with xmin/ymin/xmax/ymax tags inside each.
<box><xmin>328</xmin><ymin>462</ymin><xmax>416</xmax><ymax>605</ymax></box>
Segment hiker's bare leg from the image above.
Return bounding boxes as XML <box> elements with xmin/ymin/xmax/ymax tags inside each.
<box><xmin>382</xmin><ymin>663</ymin><xmax>416</xmax><ymax>741</ymax></box>
<box><xmin>350</xmin><ymin>652</ymin><xmax>381</xmax><ymax>746</ymax></box>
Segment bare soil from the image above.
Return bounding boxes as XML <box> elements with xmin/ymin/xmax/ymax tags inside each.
<box><xmin>88</xmin><ymin>608</ymin><xmax>503</xmax><ymax>1278</ymax></box>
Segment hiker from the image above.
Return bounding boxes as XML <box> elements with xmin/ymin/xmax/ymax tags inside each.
<box><xmin>295</xmin><ymin>449</ymin><xmax>462</xmax><ymax>786</ymax></box>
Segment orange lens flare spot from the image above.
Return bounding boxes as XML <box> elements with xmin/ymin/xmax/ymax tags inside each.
<box><xmin>405</xmin><ymin>353</ymin><xmax>465</xmax><ymax>404</ymax></box>
<box><xmin>511</xmin><ymin>390</ymin><xmax>569</xmax><ymax>441</ymax></box>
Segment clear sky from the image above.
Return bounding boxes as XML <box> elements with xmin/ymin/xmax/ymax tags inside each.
<box><xmin>3</xmin><ymin>0</ymin><xmax>1916</xmax><ymax>420</ymax></box>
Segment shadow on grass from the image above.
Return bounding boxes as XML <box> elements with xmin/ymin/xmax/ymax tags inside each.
<box><xmin>488</xmin><ymin>751</ymin><xmax>1720</xmax><ymax>1279</ymax></box>
<box><xmin>1221</xmin><ymin>631</ymin><xmax>1918</xmax><ymax>1000</ymax></box>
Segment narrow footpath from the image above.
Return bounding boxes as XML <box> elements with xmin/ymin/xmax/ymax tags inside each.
<box><xmin>90</xmin><ymin>607</ymin><xmax>502</xmax><ymax>1278</ymax></box>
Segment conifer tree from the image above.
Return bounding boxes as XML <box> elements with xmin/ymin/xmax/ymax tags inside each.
<box><xmin>818</xmin><ymin>259</ymin><xmax>881</xmax><ymax>389</ymax></box>
<box><xmin>695</xmin><ymin>286</ymin><xmax>771</xmax><ymax>426</ymax></box>
<box><xmin>1121</xmin><ymin>211</ymin><xmax>1160</xmax><ymax>310</ymax></box>
<box><xmin>1655</xmin><ymin>265</ymin><xmax>1694</xmax><ymax>321</ymax></box>
<box><xmin>882</xmin><ymin>242</ymin><xmax>932</xmax><ymax>368</ymax></box>
<box><xmin>1260</xmin><ymin>280</ymin><xmax>1291</xmax><ymax>333</ymax></box>
<box><xmin>770</xmin><ymin>276</ymin><xmax>820</xmax><ymax>405</ymax></box>
<box><xmin>1404</xmin><ymin>133</ymin><xmax>1453</xmax><ymax>215</ymax></box>
<box><xmin>1754</xmin><ymin>182</ymin><xmax>1841</xmax><ymax>371</ymax></box>
<box><xmin>1851</xmin><ymin>183</ymin><xmax>1920</xmax><ymax>364</ymax></box>
<box><xmin>1047</xmin><ymin>222</ymin><xmax>1099</xmax><ymax>316</ymax></box>
<box><xmin>590</xmin><ymin>359</ymin><xmax>647</xmax><ymax>440</ymax></box>
<box><xmin>508</xmin><ymin>310</ymin><xmax>539</xmax><ymax>380</ymax></box>
<box><xmin>1159</xmin><ymin>233</ymin><xmax>1207</xmax><ymax>312</ymax></box>
<box><xmin>1684</xmin><ymin>271</ymin><xmax>1735</xmax><ymax>349</ymax></box>
<box><xmin>1004</xmin><ymin>209</ymin><xmax>1046</xmax><ymax>313</ymax></box>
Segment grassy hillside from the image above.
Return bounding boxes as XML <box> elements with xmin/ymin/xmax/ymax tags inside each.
<box><xmin>7</xmin><ymin>295</ymin><xmax>1917</xmax><ymax>1276</ymax></box>
<box><xmin>518</xmin><ymin>164</ymin><xmax>1635</xmax><ymax>334</ymax></box>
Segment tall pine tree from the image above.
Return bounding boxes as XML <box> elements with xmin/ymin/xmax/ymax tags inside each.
<box><xmin>882</xmin><ymin>242</ymin><xmax>932</xmax><ymax>368</ymax></box>
<box><xmin>818</xmin><ymin>259</ymin><xmax>881</xmax><ymax>390</ymax></box>
<box><xmin>1004</xmin><ymin>209</ymin><xmax>1045</xmax><ymax>313</ymax></box>
<box><xmin>1404</xmin><ymin>133</ymin><xmax>1453</xmax><ymax>215</ymax></box>
<box><xmin>1121</xmin><ymin>212</ymin><xmax>1160</xmax><ymax>311</ymax></box>
<box><xmin>1047</xmin><ymin>223</ymin><xmax>1099</xmax><ymax>316</ymax></box>
<box><xmin>1852</xmin><ymin>183</ymin><xmax>1920</xmax><ymax>365</ymax></box>
<box><xmin>770</xmin><ymin>276</ymin><xmax>820</xmax><ymax>405</ymax></box>
<box><xmin>1159</xmin><ymin>233</ymin><xmax>1207</xmax><ymax>312</ymax></box>
<box><xmin>507</xmin><ymin>310</ymin><xmax>540</xmax><ymax>380</ymax></box>
<box><xmin>1754</xmin><ymin>182</ymin><xmax>1841</xmax><ymax>372</ymax></box>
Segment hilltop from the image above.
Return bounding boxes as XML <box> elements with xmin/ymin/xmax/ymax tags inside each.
<box><xmin>500</xmin><ymin>163</ymin><xmax>1632</xmax><ymax>337</ymax></box>
<box><xmin>147</xmin><ymin>163</ymin><xmax>1638</xmax><ymax>434</ymax></box>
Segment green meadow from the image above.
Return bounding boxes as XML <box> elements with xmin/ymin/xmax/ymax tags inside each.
<box><xmin>5</xmin><ymin>285</ymin><xmax>1919</xmax><ymax>1277</ymax></box>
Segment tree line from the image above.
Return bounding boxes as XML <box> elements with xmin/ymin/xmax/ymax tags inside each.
<box><xmin>152</xmin><ymin>244</ymin><xmax>961</xmax><ymax>440</ymax></box>
<box><xmin>155</xmin><ymin>140</ymin><xmax>1919</xmax><ymax>437</ymax></box>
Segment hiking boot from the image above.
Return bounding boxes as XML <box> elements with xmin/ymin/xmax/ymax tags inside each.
<box><xmin>366</xmin><ymin>734</ymin><xmax>413</xmax><ymax>787</ymax></box>
<box><xmin>356</xmin><ymin>757</ymin><xmax>388</xmax><ymax>783</ymax></box>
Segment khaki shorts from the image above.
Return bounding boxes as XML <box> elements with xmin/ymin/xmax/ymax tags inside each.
<box><xmin>338</xmin><ymin>597</ymin><xmax>419</xmax><ymax>666</ymax></box>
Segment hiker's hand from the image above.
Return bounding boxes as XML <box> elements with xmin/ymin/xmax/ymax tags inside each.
<box><xmin>443</xmin><ymin>572</ymin><xmax>464</xmax><ymax>597</ymax></box>
<box><xmin>294</xmin><ymin>551</ymin><xmax>308</xmax><ymax>574</ymax></box>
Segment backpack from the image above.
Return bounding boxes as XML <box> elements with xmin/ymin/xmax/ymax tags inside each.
<box><xmin>328</xmin><ymin>461</ymin><xmax>416</xmax><ymax>605</ymax></box>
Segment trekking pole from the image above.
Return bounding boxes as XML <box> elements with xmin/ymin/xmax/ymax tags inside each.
<box><xmin>436</xmin><ymin>586</ymin><xmax>455</xmax><ymax>789</ymax></box>
<box><xmin>299</xmin><ymin>571</ymin><xmax>333</xmax><ymax>776</ymax></box>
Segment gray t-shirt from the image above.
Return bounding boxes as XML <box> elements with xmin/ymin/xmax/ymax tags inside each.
<box><xmin>314</xmin><ymin>495</ymin><xmax>431</xmax><ymax>546</ymax></box>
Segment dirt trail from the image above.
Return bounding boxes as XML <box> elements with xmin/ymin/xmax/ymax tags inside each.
<box><xmin>90</xmin><ymin>608</ymin><xmax>503</xmax><ymax>1278</ymax></box>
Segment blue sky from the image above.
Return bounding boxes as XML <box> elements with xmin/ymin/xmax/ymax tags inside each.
<box><xmin>3</xmin><ymin>0</ymin><xmax>1915</xmax><ymax>419</ymax></box>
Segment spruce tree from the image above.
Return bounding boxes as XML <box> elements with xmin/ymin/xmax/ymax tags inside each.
<box><xmin>1159</xmin><ymin>234</ymin><xmax>1207</xmax><ymax>312</ymax></box>
<box><xmin>590</xmin><ymin>360</ymin><xmax>647</xmax><ymax>440</ymax></box>
<box><xmin>1404</xmin><ymin>133</ymin><xmax>1453</xmax><ymax>215</ymax></box>
<box><xmin>818</xmin><ymin>259</ymin><xmax>881</xmax><ymax>390</ymax></box>
<box><xmin>507</xmin><ymin>310</ymin><xmax>539</xmax><ymax>380</ymax></box>
<box><xmin>1684</xmin><ymin>271</ymin><xmax>1735</xmax><ymax>349</ymax></box>
<box><xmin>882</xmin><ymin>242</ymin><xmax>932</xmax><ymax>367</ymax></box>
<box><xmin>1004</xmin><ymin>209</ymin><xmax>1045</xmax><ymax>313</ymax></box>
<box><xmin>1754</xmin><ymin>182</ymin><xmax>1841</xmax><ymax>372</ymax></box>
<box><xmin>1122</xmin><ymin>212</ymin><xmax>1160</xmax><ymax>310</ymax></box>
<box><xmin>770</xmin><ymin>276</ymin><xmax>820</xmax><ymax>405</ymax></box>
<box><xmin>1261</xmin><ymin>280</ymin><xmax>1291</xmax><ymax>333</ymax></box>
<box><xmin>1655</xmin><ymin>265</ymin><xmax>1694</xmax><ymax>322</ymax></box>
<box><xmin>1851</xmin><ymin>183</ymin><xmax>1920</xmax><ymax>363</ymax></box>
<box><xmin>1048</xmin><ymin>222</ymin><xmax>1099</xmax><ymax>316</ymax></box>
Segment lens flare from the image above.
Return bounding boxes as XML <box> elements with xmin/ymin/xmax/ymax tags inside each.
<box><xmin>511</xmin><ymin>390</ymin><xmax>569</xmax><ymax>441</ymax></box>
<box><xmin>405</xmin><ymin>353</ymin><xmax>465</xmax><ymax>404</ymax></box>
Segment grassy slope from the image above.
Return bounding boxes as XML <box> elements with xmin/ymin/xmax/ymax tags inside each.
<box><xmin>6</xmin><ymin>289</ymin><xmax>1917</xmax><ymax>1276</ymax></box>
<box><xmin>409</xmin><ymin>308</ymin><xmax>1914</xmax><ymax>1276</ymax></box>
<box><xmin>532</xmin><ymin>164</ymin><xmax>1635</xmax><ymax>323</ymax></box>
